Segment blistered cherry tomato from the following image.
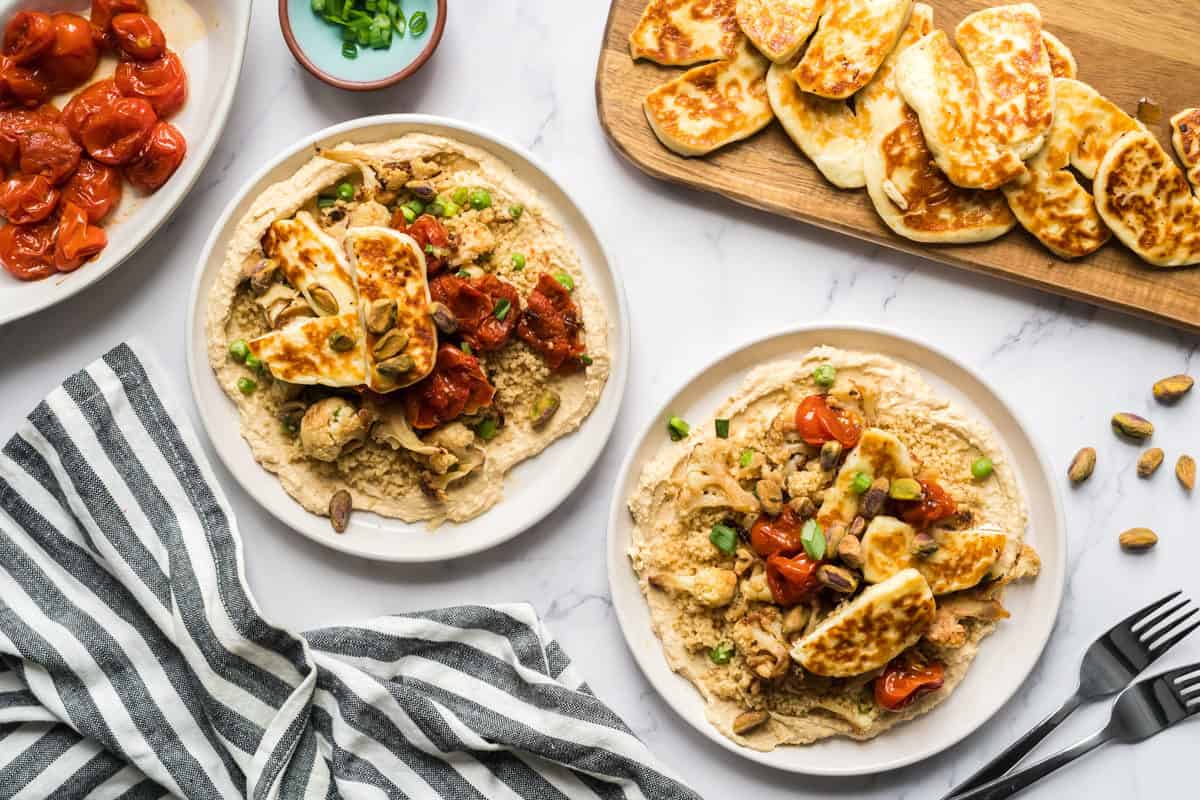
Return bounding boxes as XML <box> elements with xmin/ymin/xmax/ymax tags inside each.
<box><xmin>428</xmin><ymin>273</ymin><xmax>520</xmax><ymax>353</ymax></box>
<box><xmin>403</xmin><ymin>344</ymin><xmax>496</xmax><ymax>430</ymax></box>
<box><xmin>794</xmin><ymin>394</ymin><xmax>862</xmax><ymax>448</ymax></box>
<box><xmin>115</xmin><ymin>49</ymin><xmax>186</xmax><ymax>118</ymax></box>
<box><xmin>61</xmin><ymin>158</ymin><xmax>120</xmax><ymax>222</ymax></box>
<box><xmin>89</xmin><ymin>0</ymin><xmax>147</xmax><ymax>40</ymax></box>
<box><xmin>0</xmin><ymin>56</ymin><xmax>50</xmax><ymax>108</ymax></box>
<box><xmin>874</xmin><ymin>657</ymin><xmax>946</xmax><ymax>711</ymax></box>
<box><xmin>392</xmin><ymin>212</ymin><xmax>450</xmax><ymax>274</ymax></box>
<box><xmin>750</xmin><ymin>506</ymin><xmax>805</xmax><ymax>558</ymax></box>
<box><xmin>0</xmin><ymin>217</ymin><xmax>56</xmax><ymax>280</ymax></box>
<box><xmin>765</xmin><ymin>553</ymin><xmax>821</xmax><ymax>606</ymax></box>
<box><xmin>80</xmin><ymin>96</ymin><xmax>155</xmax><ymax>165</ymax></box>
<box><xmin>62</xmin><ymin>79</ymin><xmax>122</xmax><ymax>142</ymax></box>
<box><xmin>125</xmin><ymin>120</ymin><xmax>184</xmax><ymax>192</ymax></box>
<box><xmin>516</xmin><ymin>272</ymin><xmax>587</xmax><ymax>371</ymax></box>
<box><xmin>54</xmin><ymin>200</ymin><xmax>106</xmax><ymax>271</ymax></box>
<box><xmin>41</xmin><ymin>14</ymin><xmax>99</xmax><ymax>93</ymax></box>
<box><xmin>3</xmin><ymin>12</ymin><xmax>55</xmax><ymax>65</ymax></box>
<box><xmin>898</xmin><ymin>479</ymin><xmax>958</xmax><ymax>527</ymax></box>
<box><xmin>0</xmin><ymin>174</ymin><xmax>60</xmax><ymax>224</ymax></box>
<box><xmin>110</xmin><ymin>13</ymin><xmax>164</xmax><ymax>61</ymax></box>
<box><xmin>19</xmin><ymin>129</ymin><xmax>81</xmax><ymax>184</ymax></box>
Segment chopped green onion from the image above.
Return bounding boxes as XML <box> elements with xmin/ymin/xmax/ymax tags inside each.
<box><xmin>708</xmin><ymin>642</ymin><xmax>734</xmax><ymax>665</ymax></box>
<box><xmin>456</xmin><ymin>269</ymin><xmax>472</xmax><ymax>278</ymax></box>
<box><xmin>801</xmin><ymin>519</ymin><xmax>826</xmax><ymax>560</ymax></box>
<box><xmin>441</xmin><ymin>200</ymin><xmax>461</xmax><ymax>217</ymax></box>
<box><xmin>409</xmin><ymin>10</ymin><xmax>428</xmax><ymax>35</ymax></box>
<box><xmin>244</xmin><ymin>353</ymin><xmax>264</xmax><ymax>373</ymax></box>
<box><xmin>509</xmin><ymin>204</ymin><xmax>524</xmax><ymax>220</ymax></box>
<box><xmin>715</xmin><ymin>418</ymin><xmax>730</xmax><ymax>439</ymax></box>
<box><xmin>423</xmin><ymin>243</ymin><xmax>434</xmax><ymax>254</ymax></box>
<box><xmin>393</xmin><ymin>12</ymin><xmax>406</xmax><ymax>34</ymax></box>
<box><xmin>400</xmin><ymin>205</ymin><xmax>416</xmax><ymax>224</ymax></box>
<box><xmin>494</xmin><ymin>298</ymin><xmax>511</xmax><ymax>321</ymax></box>
<box><xmin>579</xmin><ymin>354</ymin><xmax>593</xmax><ymax>366</ymax></box>
<box><xmin>511</xmin><ymin>252</ymin><xmax>526</xmax><ymax>270</ymax></box>
<box><xmin>475</xmin><ymin>418</ymin><xmax>498</xmax><ymax>440</ymax></box>
<box><xmin>709</xmin><ymin>524</ymin><xmax>737</xmax><ymax>555</ymax></box>
<box><xmin>850</xmin><ymin>471</ymin><xmax>872</xmax><ymax>494</ymax></box>
<box><xmin>460</xmin><ymin>342</ymin><xmax>473</xmax><ymax>356</ymax></box>
<box><xmin>813</xmin><ymin>364</ymin><xmax>837</xmax><ymax>388</ymax></box>
<box><xmin>336</xmin><ymin>182</ymin><xmax>355</xmax><ymax>201</ymax></box>
<box><xmin>739</xmin><ymin>449</ymin><xmax>754</xmax><ymax>468</ymax></box>
<box><xmin>404</xmin><ymin>199</ymin><xmax>426</xmax><ymax>216</ymax></box>
<box><xmin>342</xmin><ymin>41</ymin><xmax>358</xmax><ymax>58</ymax></box>
<box><xmin>317</xmin><ymin>195</ymin><xmax>336</xmax><ymax>208</ymax></box>
<box><xmin>452</xmin><ymin>187</ymin><xmax>469</xmax><ymax>205</ymax></box>
<box><xmin>228</xmin><ymin>339</ymin><xmax>249</xmax><ymax>363</ymax></box>
<box><xmin>427</xmin><ymin>200</ymin><xmax>446</xmax><ymax>217</ymax></box>
<box><xmin>667</xmin><ymin>415</ymin><xmax>690</xmax><ymax>441</ymax></box>
<box><xmin>554</xmin><ymin>271</ymin><xmax>574</xmax><ymax>291</ymax></box>
<box><xmin>469</xmin><ymin>189</ymin><xmax>492</xmax><ymax>210</ymax></box>
<box><xmin>972</xmin><ymin>457</ymin><xmax>994</xmax><ymax>480</ymax></box>
<box><xmin>236</xmin><ymin>377</ymin><xmax>257</xmax><ymax>395</ymax></box>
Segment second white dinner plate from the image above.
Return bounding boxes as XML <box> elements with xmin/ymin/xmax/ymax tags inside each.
<box><xmin>606</xmin><ymin>323</ymin><xmax>1066</xmax><ymax>776</ymax></box>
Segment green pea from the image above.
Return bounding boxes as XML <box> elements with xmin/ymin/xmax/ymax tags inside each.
<box><xmin>336</xmin><ymin>182</ymin><xmax>355</xmax><ymax>201</ymax></box>
<box><xmin>236</xmin><ymin>377</ymin><xmax>257</xmax><ymax>395</ymax></box>
<box><xmin>244</xmin><ymin>353</ymin><xmax>264</xmax><ymax>374</ymax></box>
<box><xmin>813</xmin><ymin>364</ymin><xmax>837</xmax><ymax>388</ymax></box>
<box><xmin>850</xmin><ymin>471</ymin><xmax>872</xmax><ymax>494</ymax></box>
<box><xmin>475</xmin><ymin>418</ymin><xmax>498</xmax><ymax>440</ymax></box>
<box><xmin>739</xmin><ymin>449</ymin><xmax>754</xmax><ymax>468</ymax></box>
<box><xmin>441</xmin><ymin>200</ymin><xmax>461</xmax><ymax>217</ymax></box>
<box><xmin>709</xmin><ymin>524</ymin><xmax>737</xmax><ymax>555</ymax></box>
<box><xmin>509</xmin><ymin>204</ymin><xmax>524</xmax><ymax>220</ymax></box>
<box><xmin>228</xmin><ymin>339</ymin><xmax>249</xmax><ymax>363</ymax></box>
<box><xmin>972</xmin><ymin>457</ymin><xmax>994</xmax><ymax>480</ymax></box>
<box><xmin>401</xmin><ymin>205</ymin><xmax>416</xmax><ymax>224</ymax></box>
<box><xmin>511</xmin><ymin>252</ymin><xmax>526</xmax><ymax>270</ymax></box>
<box><xmin>708</xmin><ymin>642</ymin><xmax>734</xmax><ymax>665</ymax></box>
<box><xmin>667</xmin><ymin>415</ymin><xmax>690</xmax><ymax>441</ymax></box>
<box><xmin>554</xmin><ymin>272</ymin><xmax>575</xmax><ymax>291</ymax></box>
<box><xmin>579</xmin><ymin>354</ymin><xmax>593</xmax><ymax>366</ymax></box>
<box><xmin>452</xmin><ymin>187</ymin><xmax>469</xmax><ymax>205</ymax></box>
<box><xmin>404</xmin><ymin>199</ymin><xmax>426</xmax><ymax>216</ymax></box>
<box><xmin>469</xmin><ymin>189</ymin><xmax>492</xmax><ymax>210</ymax></box>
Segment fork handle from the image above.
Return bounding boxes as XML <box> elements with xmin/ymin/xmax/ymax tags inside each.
<box><xmin>945</xmin><ymin>730</ymin><xmax>1109</xmax><ymax>800</ymax></box>
<box><xmin>942</xmin><ymin>692</ymin><xmax>1083</xmax><ymax>798</ymax></box>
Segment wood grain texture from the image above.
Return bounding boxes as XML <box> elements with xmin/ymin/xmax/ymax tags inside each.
<box><xmin>596</xmin><ymin>0</ymin><xmax>1200</xmax><ymax>332</ymax></box>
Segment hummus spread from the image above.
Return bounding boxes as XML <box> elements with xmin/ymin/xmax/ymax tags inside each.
<box><xmin>206</xmin><ymin>133</ymin><xmax>609</xmax><ymax>528</ymax></box>
<box><xmin>628</xmin><ymin>347</ymin><xmax>1038</xmax><ymax>750</ymax></box>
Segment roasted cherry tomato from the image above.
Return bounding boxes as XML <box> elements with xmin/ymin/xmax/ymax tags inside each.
<box><xmin>794</xmin><ymin>394</ymin><xmax>862</xmax><ymax>448</ymax></box>
<box><xmin>517</xmin><ymin>272</ymin><xmax>586</xmax><ymax>371</ymax></box>
<box><xmin>80</xmin><ymin>96</ymin><xmax>155</xmax><ymax>165</ymax></box>
<box><xmin>41</xmin><ymin>13</ymin><xmax>99</xmax><ymax>93</ymax></box>
<box><xmin>874</xmin><ymin>656</ymin><xmax>946</xmax><ymax>711</ymax></box>
<box><xmin>53</xmin><ymin>200</ymin><xmax>107</xmax><ymax>271</ymax></box>
<box><xmin>62</xmin><ymin>79</ymin><xmax>122</xmax><ymax>142</ymax></box>
<box><xmin>750</xmin><ymin>506</ymin><xmax>805</xmax><ymax>558</ymax></box>
<box><xmin>61</xmin><ymin>158</ymin><xmax>120</xmax><ymax>222</ymax></box>
<box><xmin>392</xmin><ymin>212</ymin><xmax>450</xmax><ymax>274</ymax></box>
<box><xmin>429</xmin><ymin>273</ymin><xmax>520</xmax><ymax>353</ymax></box>
<box><xmin>19</xmin><ymin>129</ymin><xmax>81</xmax><ymax>185</ymax></box>
<box><xmin>0</xmin><ymin>108</ymin><xmax>56</xmax><ymax>166</ymax></box>
<box><xmin>124</xmin><ymin>120</ymin><xmax>184</xmax><ymax>192</ymax></box>
<box><xmin>0</xmin><ymin>217</ymin><xmax>56</xmax><ymax>280</ymax></box>
<box><xmin>115</xmin><ymin>49</ymin><xmax>186</xmax><ymax>118</ymax></box>
<box><xmin>3</xmin><ymin>11</ymin><xmax>55</xmax><ymax>65</ymax></box>
<box><xmin>765</xmin><ymin>552</ymin><xmax>821</xmax><ymax>606</ymax></box>
<box><xmin>403</xmin><ymin>344</ymin><xmax>496</xmax><ymax>430</ymax></box>
<box><xmin>0</xmin><ymin>56</ymin><xmax>50</xmax><ymax>108</ymax></box>
<box><xmin>898</xmin><ymin>479</ymin><xmax>958</xmax><ymax>527</ymax></box>
<box><xmin>110</xmin><ymin>13</ymin><xmax>164</xmax><ymax>61</ymax></box>
<box><xmin>89</xmin><ymin>0</ymin><xmax>147</xmax><ymax>40</ymax></box>
<box><xmin>0</xmin><ymin>174</ymin><xmax>60</xmax><ymax>224</ymax></box>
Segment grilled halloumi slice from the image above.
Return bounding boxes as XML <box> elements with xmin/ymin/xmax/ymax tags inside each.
<box><xmin>630</xmin><ymin>0</ymin><xmax>741</xmax><ymax>65</ymax></box>
<box><xmin>860</xmin><ymin>5</ymin><xmax>1016</xmax><ymax>244</ymax></box>
<box><xmin>817</xmin><ymin>428</ymin><xmax>916</xmax><ymax>527</ymax></box>
<box><xmin>792</xmin><ymin>568</ymin><xmax>935</xmax><ymax>677</ymax></box>
<box><xmin>247</xmin><ymin>313</ymin><xmax>367</xmax><ymax>387</ymax></box>
<box><xmin>767</xmin><ymin>61</ymin><xmax>868</xmax><ymax>188</ymax></box>
<box><xmin>1041</xmin><ymin>30</ymin><xmax>1076</xmax><ymax>79</ymax></box>
<box><xmin>894</xmin><ymin>30</ymin><xmax>1027</xmax><ymax>190</ymax></box>
<box><xmin>737</xmin><ymin>0</ymin><xmax>825</xmax><ymax>63</ymax></box>
<box><xmin>1002</xmin><ymin>78</ymin><xmax>1140</xmax><ymax>259</ymax></box>
<box><xmin>1172</xmin><ymin>108</ymin><xmax>1200</xmax><ymax>190</ymax></box>
<box><xmin>954</xmin><ymin>4</ymin><xmax>1054</xmax><ymax>160</ymax></box>
<box><xmin>344</xmin><ymin>227</ymin><xmax>438</xmax><ymax>392</ymax></box>
<box><xmin>1094</xmin><ymin>129</ymin><xmax>1200</xmax><ymax>268</ymax></box>
<box><xmin>791</xmin><ymin>0</ymin><xmax>913</xmax><ymax>100</ymax></box>
<box><xmin>644</xmin><ymin>39</ymin><xmax>774</xmax><ymax>157</ymax></box>
<box><xmin>263</xmin><ymin>211</ymin><xmax>358</xmax><ymax>318</ymax></box>
<box><xmin>860</xmin><ymin>516</ymin><xmax>1007</xmax><ymax>595</ymax></box>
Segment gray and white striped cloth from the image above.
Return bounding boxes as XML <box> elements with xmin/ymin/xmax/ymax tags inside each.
<box><xmin>0</xmin><ymin>343</ymin><xmax>699</xmax><ymax>800</ymax></box>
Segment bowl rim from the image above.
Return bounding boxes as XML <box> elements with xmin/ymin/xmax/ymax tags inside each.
<box><xmin>278</xmin><ymin>0</ymin><xmax>447</xmax><ymax>91</ymax></box>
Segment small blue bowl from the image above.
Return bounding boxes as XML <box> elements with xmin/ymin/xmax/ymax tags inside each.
<box><xmin>280</xmin><ymin>0</ymin><xmax>445</xmax><ymax>90</ymax></box>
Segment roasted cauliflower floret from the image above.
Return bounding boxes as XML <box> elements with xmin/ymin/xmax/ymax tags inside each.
<box><xmin>299</xmin><ymin>397</ymin><xmax>371</xmax><ymax>462</ymax></box>
<box><xmin>740</xmin><ymin>564</ymin><xmax>775</xmax><ymax>603</ymax></box>
<box><xmin>732</xmin><ymin>612</ymin><xmax>789</xmax><ymax>679</ymax></box>
<box><xmin>679</xmin><ymin>441</ymin><xmax>760</xmax><ymax>513</ymax></box>
<box><xmin>649</xmin><ymin>568</ymin><xmax>738</xmax><ymax>608</ymax></box>
<box><xmin>348</xmin><ymin>200</ymin><xmax>392</xmax><ymax>227</ymax></box>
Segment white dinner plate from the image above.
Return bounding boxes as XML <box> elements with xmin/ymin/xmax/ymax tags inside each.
<box><xmin>0</xmin><ymin>0</ymin><xmax>250</xmax><ymax>326</ymax></box>
<box><xmin>186</xmin><ymin>114</ymin><xmax>629</xmax><ymax>562</ymax></box>
<box><xmin>606</xmin><ymin>323</ymin><xmax>1066</xmax><ymax>776</ymax></box>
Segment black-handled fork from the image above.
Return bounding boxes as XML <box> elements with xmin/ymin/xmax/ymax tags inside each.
<box><xmin>943</xmin><ymin>591</ymin><xmax>1198</xmax><ymax>798</ymax></box>
<box><xmin>947</xmin><ymin>663</ymin><xmax>1200</xmax><ymax>800</ymax></box>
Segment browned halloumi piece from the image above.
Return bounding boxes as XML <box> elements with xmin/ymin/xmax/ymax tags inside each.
<box><xmin>1095</xmin><ymin>129</ymin><xmax>1200</xmax><ymax>267</ymax></box>
<box><xmin>861</xmin><ymin>5</ymin><xmax>1016</xmax><ymax>243</ymax></box>
<box><xmin>1003</xmin><ymin>78</ymin><xmax>1142</xmax><ymax>259</ymax></box>
<box><xmin>1041</xmin><ymin>30</ymin><xmax>1077</xmax><ymax>79</ymax></box>
<box><xmin>263</xmin><ymin>211</ymin><xmax>358</xmax><ymax>318</ymax></box>
<box><xmin>247</xmin><ymin>314</ymin><xmax>367</xmax><ymax>388</ymax></box>
<box><xmin>737</xmin><ymin>0</ymin><xmax>825</xmax><ymax>62</ymax></box>
<box><xmin>817</xmin><ymin>428</ymin><xmax>915</xmax><ymax>527</ymax></box>
<box><xmin>644</xmin><ymin>39</ymin><xmax>774</xmax><ymax>156</ymax></box>
<box><xmin>791</xmin><ymin>0</ymin><xmax>913</xmax><ymax>100</ymax></box>
<box><xmin>860</xmin><ymin>516</ymin><xmax>1008</xmax><ymax>595</ymax></box>
<box><xmin>1172</xmin><ymin>108</ymin><xmax>1200</xmax><ymax>190</ymax></box>
<box><xmin>629</xmin><ymin>0</ymin><xmax>742</xmax><ymax>65</ymax></box>
<box><xmin>766</xmin><ymin>60</ymin><xmax>868</xmax><ymax>188</ymax></box>
<box><xmin>344</xmin><ymin>227</ymin><xmax>438</xmax><ymax>391</ymax></box>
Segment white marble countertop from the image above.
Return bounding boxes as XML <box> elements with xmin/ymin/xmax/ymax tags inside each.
<box><xmin>1</xmin><ymin>2</ymin><xmax>1197</xmax><ymax>797</ymax></box>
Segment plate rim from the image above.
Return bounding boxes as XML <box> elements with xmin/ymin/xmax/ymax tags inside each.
<box><xmin>185</xmin><ymin>112</ymin><xmax>631</xmax><ymax>563</ymax></box>
<box><xmin>604</xmin><ymin>321</ymin><xmax>1067</xmax><ymax>776</ymax></box>
<box><xmin>0</xmin><ymin>0</ymin><xmax>253</xmax><ymax>328</ymax></box>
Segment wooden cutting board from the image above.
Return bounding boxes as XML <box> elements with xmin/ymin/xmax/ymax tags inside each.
<box><xmin>596</xmin><ymin>0</ymin><xmax>1200</xmax><ymax>333</ymax></box>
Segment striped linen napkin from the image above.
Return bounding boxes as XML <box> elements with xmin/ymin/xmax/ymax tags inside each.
<box><xmin>0</xmin><ymin>343</ymin><xmax>699</xmax><ymax>800</ymax></box>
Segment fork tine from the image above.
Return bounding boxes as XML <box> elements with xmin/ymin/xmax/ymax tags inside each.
<box><xmin>1176</xmin><ymin>671</ymin><xmax>1200</xmax><ymax>693</ymax></box>
<box><xmin>1144</xmin><ymin>607</ymin><xmax>1199</xmax><ymax>645</ymax></box>
<box><xmin>1136</xmin><ymin>599</ymin><xmax>1193</xmax><ymax>638</ymax></box>
<box><xmin>1149</xmin><ymin>620</ymin><xmax>1200</xmax><ymax>660</ymax></box>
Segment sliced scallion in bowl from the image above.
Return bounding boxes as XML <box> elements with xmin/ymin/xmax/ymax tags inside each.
<box><xmin>310</xmin><ymin>0</ymin><xmax>429</xmax><ymax>59</ymax></box>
